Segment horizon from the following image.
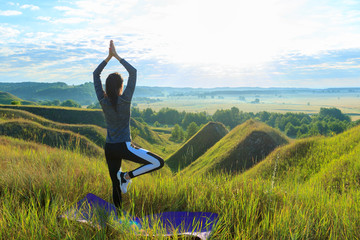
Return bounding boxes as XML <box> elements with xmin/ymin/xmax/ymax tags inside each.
<box><xmin>1</xmin><ymin>81</ymin><xmax>360</xmax><ymax>90</ymax></box>
<box><xmin>2</xmin><ymin>0</ymin><xmax>360</xmax><ymax>88</ymax></box>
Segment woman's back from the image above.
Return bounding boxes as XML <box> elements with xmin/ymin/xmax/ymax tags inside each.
<box><xmin>93</xmin><ymin>58</ymin><xmax>137</xmax><ymax>143</ymax></box>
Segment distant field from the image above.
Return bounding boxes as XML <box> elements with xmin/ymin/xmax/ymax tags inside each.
<box><xmin>135</xmin><ymin>94</ymin><xmax>360</xmax><ymax>120</ymax></box>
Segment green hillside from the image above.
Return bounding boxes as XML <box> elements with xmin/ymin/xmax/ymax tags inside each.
<box><xmin>0</xmin><ymin>107</ymin><xmax>106</xmax><ymax>147</ymax></box>
<box><xmin>0</xmin><ymin>107</ymin><xmax>177</xmax><ymax>159</ymax></box>
<box><xmin>166</xmin><ymin>122</ymin><xmax>228</xmax><ymax>172</ymax></box>
<box><xmin>130</xmin><ymin>118</ymin><xmax>163</xmax><ymax>144</ymax></box>
<box><xmin>0</xmin><ymin>104</ymin><xmax>106</xmax><ymax>127</ymax></box>
<box><xmin>244</xmin><ymin>123</ymin><xmax>360</xmax><ymax>193</ymax></box>
<box><xmin>0</xmin><ymin>82</ymin><xmax>165</xmax><ymax>105</ymax></box>
<box><xmin>0</xmin><ymin>82</ymin><xmax>97</xmax><ymax>105</ymax></box>
<box><xmin>0</xmin><ymin>119</ymin><xmax>102</xmax><ymax>157</ymax></box>
<box><xmin>0</xmin><ymin>106</ymin><xmax>165</xmax><ymax>146</ymax></box>
<box><xmin>0</xmin><ymin>91</ymin><xmax>36</xmax><ymax>105</ymax></box>
<box><xmin>2</xmin><ymin>122</ymin><xmax>360</xmax><ymax>238</ymax></box>
<box><xmin>183</xmin><ymin>119</ymin><xmax>289</xmax><ymax>175</ymax></box>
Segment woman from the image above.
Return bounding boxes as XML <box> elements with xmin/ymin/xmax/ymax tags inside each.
<box><xmin>93</xmin><ymin>40</ymin><xmax>164</xmax><ymax>208</ymax></box>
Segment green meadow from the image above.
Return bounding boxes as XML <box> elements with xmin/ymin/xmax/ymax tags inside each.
<box><xmin>1</xmin><ymin>105</ymin><xmax>360</xmax><ymax>239</ymax></box>
<box><xmin>135</xmin><ymin>95</ymin><xmax>360</xmax><ymax>121</ymax></box>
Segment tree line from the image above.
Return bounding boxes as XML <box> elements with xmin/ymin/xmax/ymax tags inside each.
<box><xmin>29</xmin><ymin>99</ymin><xmax>360</xmax><ymax>141</ymax></box>
<box><xmin>131</xmin><ymin>106</ymin><xmax>360</xmax><ymax>140</ymax></box>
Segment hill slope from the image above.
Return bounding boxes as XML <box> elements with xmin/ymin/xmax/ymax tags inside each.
<box><xmin>0</xmin><ymin>104</ymin><xmax>106</xmax><ymax>127</ymax></box>
<box><xmin>130</xmin><ymin>118</ymin><xmax>164</xmax><ymax>145</ymax></box>
<box><xmin>0</xmin><ymin>107</ymin><xmax>106</xmax><ymax>147</ymax></box>
<box><xmin>244</xmin><ymin>124</ymin><xmax>360</xmax><ymax>193</ymax></box>
<box><xmin>0</xmin><ymin>119</ymin><xmax>102</xmax><ymax>157</ymax></box>
<box><xmin>0</xmin><ymin>91</ymin><xmax>36</xmax><ymax>105</ymax></box>
<box><xmin>182</xmin><ymin>119</ymin><xmax>289</xmax><ymax>175</ymax></box>
<box><xmin>0</xmin><ymin>106</ymin><xmax>164</xmax><ymax>145</ymax></box>
<box><xmin>0</xmin><ymin>107</ymin><xmax>171</xmax><ymax>158</ymax></box>
<box><xmin>166</xmin><ymin>122</ymin><xmax>228</xmax><ymax>172</ymax></box>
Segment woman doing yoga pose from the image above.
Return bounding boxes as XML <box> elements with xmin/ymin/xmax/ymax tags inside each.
<box><xmin>93</xmin><ymin>40</ymin><xmax>164</xmax><ymax>208</ymax></box>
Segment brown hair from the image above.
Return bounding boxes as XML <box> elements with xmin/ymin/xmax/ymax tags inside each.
<box><xmin>105</xmin><ymin>72</ymin><xmax>123</xmax><ymax>111</ymax></box>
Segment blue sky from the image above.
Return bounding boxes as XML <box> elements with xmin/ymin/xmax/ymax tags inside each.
<box><xmin>1</xmin><ymin>0</ymin><xmax>360</xmax><ymax>88</ymax></box>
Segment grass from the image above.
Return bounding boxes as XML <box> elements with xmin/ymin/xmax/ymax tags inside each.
<box><xmin>182</xmin><ymin>119</ymin><xmax>289</xmax><ymax>176</ymax></box>
<box><xmin>0</xmin><ymin>119</ymin><xmax>103</xmax><ymax>157</ymax></box>
<box><xmin>0</xmin><ymin>107</ymin><xmax>106</xmax><ymax>147</ymax></box>
<box><xmin>0</xmin><ymin>91</ymin><xmax>36</xmax><ymax>105</ymax></box>
<box><xmin>0</xmin><ymin>104</ymin><xmax>106</xmax><ymax>127</ymax></box>
<box><xmin>134</xmin><ymin>95</ymin><xmax>360</xmax><ymax>119</ymax></box>
<box><xmin>1</xmin><ymin>117</ymin><xmax>360</xmax><ymax>239</ymax></box>
<box><xmin>166</xmin><ymin>122</ymin><xmax>228</xmax><ymax>172</ymax></box>
<box><xmin>0</xmin><ymin>107</ymin><xmax>180</xmax><ymax>158</ymax></box>
<box><xmin>244</xmin><ymin>123</ymin><xmax>360</xmax><ymax>189</ymax></box>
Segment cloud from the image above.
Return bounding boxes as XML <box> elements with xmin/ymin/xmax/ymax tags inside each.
<box><xmin>36</xmin><ymin>16</ymin><xmax>87</xmax><ymax>24</ymax></box>
<box><xmin>20</xmin><ymin>4</ymin><xmax>40</xmax><ymax>10</ymax></box>
<box><xmin>37</xmin><ymin>16</ymin><xmax>52</xmax><ymax>22</ymax></box>
<box><xmin>54</xmin><ymin>0</ymin><xmax>137</xmax><ymax>18</ymax></box>
<box><xmin>0</xmin><ymin>10</ymin><xmax>22</xmax><ymax>16</ymax></box>
<box><xmin>3</xmin><ymin>0</ymin><xmax>360</xmax><ymax>88</ymax></box>
<box><xmin>0</xmin><ymin>25</ymin><xmax>21</xmax><ymax>39</ymax></box>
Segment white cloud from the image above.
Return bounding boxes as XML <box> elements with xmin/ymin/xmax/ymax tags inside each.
<box><xmin>37</xmin><ymin>16</ymin><xmax>52</xmax><ymax>22</ymax></box>
<box><xmin>0</xmin><ymin>25</ymin><xmax>20</xmax><ymax>39</ymax></box>
<box><xmin>54</xmin><ymin>17</ymin><xmax>87</xmax><ymax>24</ymax></box>
<box><xmin>36</xmin><ymin>16</ymin><xmax>86</xmax><ymax>24</ymax></box>
<box><xmin>20</xmin><ymin>4</ymin><xmax>40</xmax><ymax>10</ymax></box>
<box><xmin>54</xmin><ymin>6</ymin><xmax>78</xmax><ymax>16</ymax></box>
<box><xmin>3</xmin><ymin>0</ymin><xmax>360</xmax><ymax>87</ymax></box>
<box><xmin>54</xmin><ymin>0</ymin><xmax>137</xmax><ymax>18</ymax></box>
<box><xmin>0</xmin><ymin>10</ymin><xmax>22</xmax><ymax>16</ymax></box>
<box><xmin>296</xmin><ymin>61</ymin><xmax>360</xmax><ymax>71</ymax></box>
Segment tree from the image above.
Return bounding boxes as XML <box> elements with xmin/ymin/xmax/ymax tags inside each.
<box><xmin>257</xmin><ymin>111</ymin><xmax>270</xmax><ymax>122</ymax></box>
<box><xmin>87</xmin><ymin>102</ymin><xmax>101</xmax><ymax>109</ymax></box>
<box><xmin>285</xmin><ymin>122</ymin><xmax>297</xmax><ymax>137</ymax></box>
<box><xmin>181</xmin><ymin>111</ymin><xmax>208</xmax><ymax>128</ymax></box>
<box><xmin>131</xmin><ymin>107</ymin><xmax>141</xmax><ymax>117</ymax></box>
<box><xmin>60</xmin><ymin>99</ymin><xmax>81</xmax><ymax>108</ymax></box>
<box><xmin>319</xmin><ymin>107</ymin><xmax>350</xmax><ymax>122</ymax></box>
<box><xmin>142</xmin><ymin>108</ymin><xmax>155</xmax><ymax>123</ymax></box>
<box><xmin>156</xmin><ymin>108</ymin><xmax>183</xmax><ymax>125</ymax></box>
<box><xmin>11</xmin><ymin>101</ymin><xmax>20</xmax><ymax>105</ymax></box>
<box><xmin>186</xmin><ymin>122</ymin><xmax>199</xmax><ymax>140</ymax></box>
<box><xmin>328</xmin><ymin>121</ymin><xmax>345</xmax><ymax>134</ymax></box>
<box><xmin>130</xmin><ymin>126</ymin><xmax>139</xmax><ymax>140</ymax></box>
<box><xmin>213</xmin><ymin>109</ymin><xmax>237</xmax><ymax>128</ymax></box>
<box><xmin>170</xmin><ymin>124</ymin><xmax>184</xmax><ymax>142</ymax></box>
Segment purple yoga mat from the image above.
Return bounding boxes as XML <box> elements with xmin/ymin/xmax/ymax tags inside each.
<box><xmin>59</xmin><ymin>193</ymin><xmax>218</xmax><ymax>239</ymax></box>
<box><xmin>142</xmin><ymin>211</ymin><xmax>218</xmax><ymax>239</ymax></box>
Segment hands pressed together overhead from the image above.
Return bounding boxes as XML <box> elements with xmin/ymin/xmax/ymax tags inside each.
<box><xmin>105</xmin><ymin>40</ymin><xmax>122</xmax><ymax>62</ymax></box>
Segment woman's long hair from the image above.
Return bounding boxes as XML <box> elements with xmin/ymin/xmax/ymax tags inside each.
<box><xmin>105</xmin><ymin>72</ymin><xmax>123</xmax><ymax>112</ymax></box>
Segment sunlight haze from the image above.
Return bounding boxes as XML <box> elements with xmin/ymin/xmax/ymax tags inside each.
<box><xmin>1</xmin><ymin>0</ymin><xmax>360</xmax><ymax>88</ymax></box>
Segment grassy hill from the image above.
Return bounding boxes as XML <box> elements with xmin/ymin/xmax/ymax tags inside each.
<box><xmin>0</xmin><ymin>82</ymin><xmax>97</xmax><ymax>105</ymax></box>
<box><xmin>182</xmin><ymin>119</ymin><xmax>289</xmax><ymax>175</ymax></box>
<box><xmin>0</xmin><ymin>119</ymin><xmax>103</xmax><ymax>157</ymax></box>
<box><xmin>0</xmin><ymin>82</ymin><xmax>166</xmax><ymax>105</ymax></box>
<box><xmin>2</xmin><ymin>127</ymin><xmax>360</xmax><ymax>239</ymax></box>
<box><xmin>130</xmin><ymin>118</ymin><xmax>164</xmax><ymax>145</ymax></box>
<box><xmin>0</xmin><ymin>107</ymin><xmax>178</xmax><ymax>159</ymax></box>
<box><xmin>0</xmin><ymin>104</ymin><xmax>106</xmax><ymax>127</ymax></box>
<box><xmin>0</xmin><ymin>106</ymin><xmax>164</xmax><ymax>145</ymax></box>
<box><xmin>243</xmin><ymin>123</ymin><xmax>360</xmax><ymax>193</ymax></box>
<box><xmin>166</xmin><ymin>122</ymin><xmax>228</xmax><ymax>172</ymax></box>
<box><xmin>0</xmin><ymin>107</ymin><xmax>106</xmax><ymax>147</ymax></box>
<box><xmin>0</xmin><ymin>91</ymin><xmax>36</xmax><ymax>105</ymax></box>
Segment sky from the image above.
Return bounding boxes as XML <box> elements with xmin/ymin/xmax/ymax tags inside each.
<box><xmin>1</xmin><ymin>0</ymin><xmax>360</xmax><ymax>88</ymax></box>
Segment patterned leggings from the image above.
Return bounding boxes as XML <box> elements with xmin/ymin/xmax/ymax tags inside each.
<box><xmin>104</xmin><ymin>142</ymin><xmax>164</xmax><ymax>208</ymax></box>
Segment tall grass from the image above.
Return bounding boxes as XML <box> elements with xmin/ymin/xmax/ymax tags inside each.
<box><xmin>1</xmin><ymin>122</ymin><xmax>360</xmax><ymax>239</ymax></box>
